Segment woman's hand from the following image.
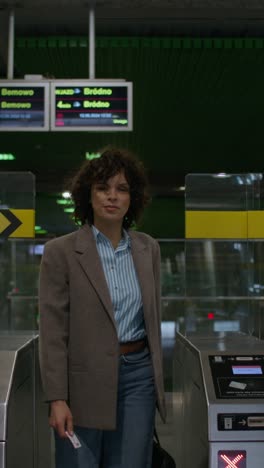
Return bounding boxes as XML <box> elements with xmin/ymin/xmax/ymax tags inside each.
<box><xmin>49</xmin><ymin>400</ymin><xmax>73</xmax><ymax>438</ymax></box>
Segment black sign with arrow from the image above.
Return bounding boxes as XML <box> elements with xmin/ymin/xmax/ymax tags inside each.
<box><xmin>0</xmin><ymin>209</ymin><xmax>22</xmax><ymax>237</ymax></box>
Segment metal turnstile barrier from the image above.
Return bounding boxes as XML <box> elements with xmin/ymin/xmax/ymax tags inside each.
<box><xmin>0</xmin><ymin>334</ymin><xmax>50</xmax><ymax>468</ymax></box>
<box><xmin>174</xmin><ymin>332</ymin><xmax>264</xmax><ymax>468</ymax></box>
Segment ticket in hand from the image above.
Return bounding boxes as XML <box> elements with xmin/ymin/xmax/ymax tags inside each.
<box><xmin>65</xmin><ymin>431</ymin><xmax>82</xmax><ymax>449</ymax></box>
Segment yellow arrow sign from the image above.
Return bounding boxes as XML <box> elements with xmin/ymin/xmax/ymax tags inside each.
<box><xmin>0</xmin><ymin>209</ymin><xmax>35</xmax><ymax>238</ymax></box>
<box><xmin>0</xmin><ymin>212</ymin><xmax>10</xmax><ymax>233</ymax></box>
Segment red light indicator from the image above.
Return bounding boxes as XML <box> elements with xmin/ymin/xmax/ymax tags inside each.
<box><xmin>221</xmin><ymin>454</ymin><xmax>243</xmax><ymax>467</ymax></box>
<box><xmin>218</xmin><ymin>451</ymin><xmax>246</xmax><ymax>468</ymax></box>
<box><xmin>207</xmin><ymin>312</ymin><xmax>215</xmax><ymax>320</ymax></box>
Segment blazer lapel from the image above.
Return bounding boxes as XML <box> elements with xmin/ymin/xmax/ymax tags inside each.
<box><xmin>129</xmin><ymin>231</ymin><xmax>153</xmax><ymax>322</ymax></box>
<box><xmin>74</xmin><ymin>225</ymin><xmax>116</xmax><ymax>329</ymax></box>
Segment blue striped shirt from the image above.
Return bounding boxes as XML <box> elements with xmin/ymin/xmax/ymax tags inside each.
<box><xmin>92</xmin><ymin>225</ymin><xmax>146</xmax><ymax>342</ymax></box>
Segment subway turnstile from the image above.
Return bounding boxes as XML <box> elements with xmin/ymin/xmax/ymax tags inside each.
<box><xmin>0</xmin><ymin>334</ymin><xmax>50</xmax><ymax>468</ymax></box>
<box><xmin>173</xmin><ymin>332</ymin><xmax>264</xmax><ymax>468</ymax></box>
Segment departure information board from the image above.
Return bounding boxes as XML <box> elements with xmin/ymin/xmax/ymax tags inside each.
<box><xmin>50</xmin><ymin>81</ymin><xmax>133</xmax><ymax>131</ymax></box>
<box><xmin>0</xmin><ymin>81</ymin><xmax>49</xmax><ymax>131</ymax></box>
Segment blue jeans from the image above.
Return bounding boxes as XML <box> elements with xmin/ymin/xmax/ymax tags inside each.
<box><xmin>55</xmin><ymin>346</ymin><xmax>156</xmax><ymax>468</ymax></box>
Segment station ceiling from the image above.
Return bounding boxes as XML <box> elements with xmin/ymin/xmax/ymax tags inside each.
<box><xmin>1</xmin><ymin>1</ymin><xmax>264</xmax><ymax>236</ymax></box>
<box><xmin>2</xmin><ymin>0</ymin><xmax>264</xmax><ymax>36</ymax></box>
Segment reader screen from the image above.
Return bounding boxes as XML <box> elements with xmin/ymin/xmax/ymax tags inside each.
<box><xmin>209</xmin><ymin>355</ymin><xmax>264</xmax><ymax>398</ymax></box>
<box><xmin>232</xmin><ymin>366</ymin><xmax>263</xmax><ymax>375</ymax></box>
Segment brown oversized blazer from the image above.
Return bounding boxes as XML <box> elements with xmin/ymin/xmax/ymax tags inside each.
<box><xmin>39</xmin><ymin>224</ymin><xmax>166</xmax><ymax>429</ymax></box>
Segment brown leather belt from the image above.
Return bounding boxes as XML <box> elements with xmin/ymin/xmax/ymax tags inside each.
<box><xmin>119</xmin><ymin>338</ymin><xmax>147</xmax><ymax>355</ymax></box>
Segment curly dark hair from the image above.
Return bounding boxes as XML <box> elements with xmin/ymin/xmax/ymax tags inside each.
<box><xmin>70</xmin><ymin>146</ymin><xmax>150</xmax><ymax>229</ymax></box>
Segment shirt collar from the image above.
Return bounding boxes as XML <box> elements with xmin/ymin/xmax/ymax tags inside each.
<box><xmin>91</xmin><ymin>225</ymin><xmax>131</xmax><ymax>249</ymax></box>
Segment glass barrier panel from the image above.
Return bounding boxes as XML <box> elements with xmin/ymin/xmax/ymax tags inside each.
<box><xmin>185</xmin><ymin>173</ymin><xmax>264</xmax><ymax>339</ymax></box>
<box><xmin>0</xmin><ymin>238</ymin><xmax>45</xmax><ymax>332</ymax></box>
<box><xmin>0</xmin><ymin>172</ymin><xmax>35</xmax><ymax>209</ymax></box>
<box><xmin>159</xmin><ymin>240</ymin><xmax>185</xmax><ymax>297</ymax></box>
<box><xmin>185</xmin><ymin>240</ymin><xmax>249</xmax><ymax>297</ymax></box>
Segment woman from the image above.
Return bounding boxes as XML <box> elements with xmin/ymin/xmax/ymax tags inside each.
<box><xmin>39</xmin><ymin>146</ymin><xmax>166</xmax><ymax>468</ymax></box>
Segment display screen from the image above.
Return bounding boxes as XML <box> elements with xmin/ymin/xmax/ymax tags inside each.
<box><xmin>50</xmin><ymin>81</ymin><xmax>133</xmax><ymax>131</ymax></box>
<box><xmin>232</xmin><ymin>366</ymin><xmax>263</xmax><ymax>375</ymax></box>
<box><xmin>0</xmin><ymin>81</ymin><xmax>49</xmax><ymax>131</ymax></box>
